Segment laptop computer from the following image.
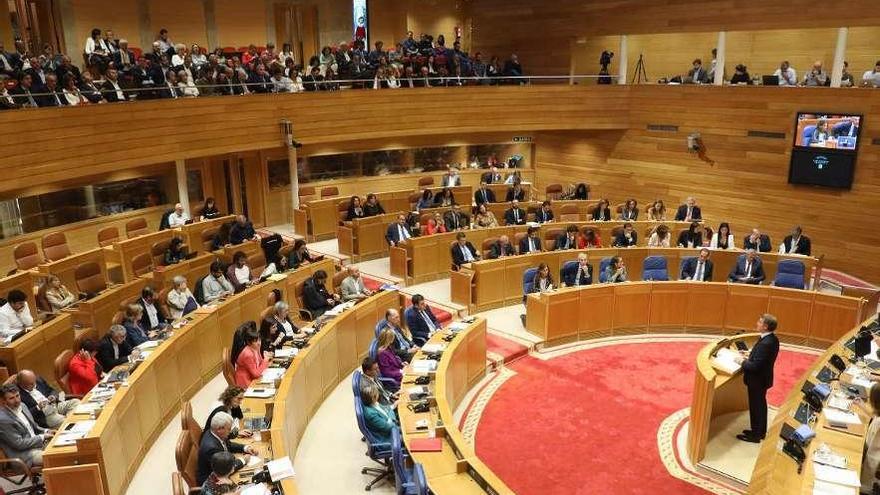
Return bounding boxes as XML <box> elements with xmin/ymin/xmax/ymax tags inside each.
<box><xmin>762</xmin><ymin>75</ymin><xmax>779</xmax><ymax>86</ymax></box>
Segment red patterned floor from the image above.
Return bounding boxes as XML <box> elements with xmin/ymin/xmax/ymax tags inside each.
<box><xmin>473</xmin><ymin>340</ymin><xmax>817</xmax><ymax>495</ymax></box>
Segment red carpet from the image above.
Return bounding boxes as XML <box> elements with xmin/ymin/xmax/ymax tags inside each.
<box><xmin>486</xmin><ymin>333</ymin><xmax>530</xmax><ymax>364</ymax></box>
<box><xmin>473</xmin><ymin>340</ymin><xmax>817</xmax><ymax>495</ymax></box>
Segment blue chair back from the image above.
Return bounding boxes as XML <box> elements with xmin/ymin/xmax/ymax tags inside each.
<box><xmin>375</xmin><ymin>319</ymin><xmax>389</xmax><ymax>338</ymax></box>
<box><xmin>774</xmin><ymin>259</ymin><xmax>806</xmax><ymax>289</ymax></box>
<box><xmin>802</xmin><ymin>125</ymin><xmax>816</xmax><ymax>144</ymax></box>
<box><xmin>352</xmin><ymin>370</ymin><xmax>363</xmax><ymax>398</ymax></box>
<box><xmin>560</xmin><ymin>260</ymin><xmax>578</xmax><ymax>284</ymax></box>
<box><xmin>598</xmin><ymin>257</ymin><xmax>612</xmax><ymax>283</ymax></box>
<box><xmin>642</xmin><ymin>256</ymin><xmax>669</xmax><ymax>281</ymax></box>
<box><xmin>679</xmin><ymin>257</ymin><xmax>696</xmax><ymax>280</ymax></box>
<box><xmin>391</xmin><ymin>427</ymin><xmax>414</xmax><ymax>495</ymax></box>
<box><xmin>369</xmin><ymin>339</ymin><xmax>379</xmax><ymax>361</ymax></box>
<box><xmin>412</xmin><ymin>463</ymin><xmax>428</xmax><ymax>495</ymax></box>
<box><xmin>402</xmin><ymin>306</ymin><xmax>416</xmax><ymax>328</ymax></box>
<box><xmin>353</xmin><ymin>392</ymin><xmax>392</xmax><ymax>460</ymax></box>
<box><xmin>522</xmin><ymin>267</ymin><xmax>538</xmax><ymax>294</ymax></box>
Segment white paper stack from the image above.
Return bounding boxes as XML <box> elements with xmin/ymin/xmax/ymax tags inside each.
<box><xmin>54</xmin><ymin>431</ymin><xmax>85</xmax><ymax>446</ymax></box>
<box><xmin>274</xmin><ymin>348</ymin><xmax>298</xmax><ymax>359</ymax></box>
<box><xmin>411</xmin><ymin>360</ymin><xmax>438</xmax><ymax>373</ymax></box>
<box><xmin>267</xmin><ymin>456</ymin><xmax>296</xmax><ymax>481</ymax></box>
<box><xmin>813</xmin><ymin>464</ymin><xmax>860</xmax><ymax>490</ymax></box>
<box><xmin>823</xmin><ymin>408</ymin><xmax>861</xmax><ymax>428</ymax></box>
<box><xmin>447</xmin><ymin>322</ymin><xmax>469</xmax><ymax>332</ymax></box>
<box><xmin>260</xmin><ymin>368</ymin><xmax>286</xmax><ymax>384</ymax></box>
<box><xmin>239</xmin><ymin>485</ymin><xmax>271</xmax><ymax>495</ymax></box>
<box><xmin>813</xmin><ymin>479</ymin><xmax>857</xmax><ymax>495</ymax></box>
<box><xmin>73</xmin><ymin>403</ymin><xmax>101</xmax><ymax>415</ymax></box>
<box><xmin>421</xmin><ymin>343</ymin><xmax>446</xmax><ymax>354</ymax></box>
<box><xmin>136</xmin><ymin>341</ymin><xmax>160</xmax><ymax>351</ymax></box>
<box><xmin>407</xmin><ymin>385</ymin><xmax>428</xmax><ymax>396</ymax></box>
<box><xmin>711</xmin><ymin>348</ymin><xmax>742</xmax><ymax>374</ymax></box>
<box><xmin>325</xmin><ymin>301</ymin><xmax>355</xmax><ymax>317</ymax></box>
<box><xmin>826</xmin><ymin>396</ymin><xmax>853</xmax><ymax>412</ymax></box>
<box><xmin>244</xmin><ymin>387</ymin><xmax>276</xmax><ymax>399</ymax></box>
<box><xmin>267</xmin><ymin>273</ymin><xmax>287</xmax><ymax>282</ymax></box>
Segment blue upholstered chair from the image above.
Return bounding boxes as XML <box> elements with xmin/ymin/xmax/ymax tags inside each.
<box><xmin>774</xmin><ymin>259</ymin><xmax>806</xmax><ymax>289</ymax></box>
<box><xmin>522</xmin><ymin>268</ymin><xmax>538</xmax><ymax>301</ymax></box>
<box><xmin>391</xmin><ymin>427</ymin><xmax>417</xmax><ymax>495</ymax></box>
<box><xmin>412</xmin><ymin>463</ymin><xmax>429</xmax><ymax>495</ymax></box>
<box><xmin>679</xmin><ymin>257</ymin><xmax>695</xmax><ymax>280</ymax></box>
<box><xmin>802</xmin><ymin>125</ymin><xmax>816</xmax><ymax>145</ymax></box>
<box><xmin>598</xmin><ymin>257</ymin><xmax>612</xmax><ymax>283</ymax></box>
<box><xmin>642</xmin><ymin>256</ymin><xmax>669</xmax><ymax>281</ymax></box>
<box><xmin>353</xmin><ymin>380</ymin><xmax>394</xmax><ymax>491</ymax></box>
<box><xmin>375</xmin><ymin>319</ymin><xmax>389</xmax><ymax>338</ymax></box>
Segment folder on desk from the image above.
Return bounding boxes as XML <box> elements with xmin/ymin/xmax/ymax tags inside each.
<box><xmin>409</xmin><ymin>437</ymin><xmax>442</xmax><ymax>452</ymax></box>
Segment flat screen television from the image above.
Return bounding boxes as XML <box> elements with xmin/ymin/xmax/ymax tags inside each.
<box><xmin>789</xmin><ymin>112</ymin><xmax>861</xmax><ymax>189</ymax></box>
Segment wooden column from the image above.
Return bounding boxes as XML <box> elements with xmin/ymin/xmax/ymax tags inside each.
<box><xmin>713</xmin><ymin>31</ymin><xmax>726</xmax><ymax>86</ymax></box>
<box><xmin>831</xmin><ymin>27</ymin><xmax>848</xmax><ymax>88</ymax></box>
<box><xmin>617</xmin><ymin>35</ymin><xmax>628</xmax><ymax>85</ymax></box>
<box><xmin>175</xmin><ymin>159</ymin><xmax>190</xmax><ymax>215</ymax></box>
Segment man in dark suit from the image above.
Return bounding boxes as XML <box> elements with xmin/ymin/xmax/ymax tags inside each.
<box><xmin>686</xmin><ymin>58</ymin><xmax>709</xmax><ymax>84</ymax></box>
<box><xmin>681</xmin><ymin>248</ymin><xmax>714</xmax><ymax>281</ymax></box>
<box><xmin>505</xmin><ymin>185</ymin><xmax>525</xmax><ymax>202</ymax></box>
<box><xmin>385</xmin><ymin>214</ymin><xmax>412</xmax><ymax>246</ymax></box>
<box><xmin>96</xmin><ymin>325</ymin><xmax>135</xmax><ymax>371</ymax></box>
<box><xmin>138</xmin><ymin>287</ymin><xmax>167</xmax><ymax>330</ymax></box>
<box><xmin>303</xmin><ymin>66</ymin><xmax>325</xmax><ymax>91</ymax></box>
<box><xmin>100</xmin><ymin>68</ymin><xmax>128</xmax><ymax>103</ymax></box>
<box><xmin>38</xmin><ymin>74</ymin><xmax>66</xmax><ymax>107</ymax></box>
<box><xmin>247</xmin><ymin>64</ymin><xmax>273</xmax><ymax>93</ymax></box>
<box><xmin>535</xmin><ymin>201</ymin><xmax>554</xmax><ymax>223</ymax></box>
<box><xmin>474</xmin><ymin>181</ymin><xmax>496</xmax><ymax>206</ymax></box>
<box><xmin>832</xmin><ymin>117</ymin><xmax>859</xmax><ymax>139</ymax></box>
<box><xmin>612</xmin><ymin>222</ymin><xmax>638</xmax><ymax>248</ymax></box>
<box><xmin>404</xmin><ymin>294</ymin><xmax>440</xmax><ymax>346</ymax></box>
<box><xmin>554</xmin><ymin>225</ymin><xmax>579</xmax><ymax>250</ymax></box>
<box><xmin>487</xmin><ymin>235</ymin><xmax>515</xmax><ymax>259</ymax></box>
<box><xmin>734</xmin><ymin>314</ymin><xmax>780</xmax><ymax>442</ymax></box>
<box><xmin>229</xmin><ymin>215</ymin><xmax>259</xmax><ymax>245</ymax></box>
<box><xmin>16</xmin><ymin>370</ymin><xmax>79</xmax><ymax>429</ymax></box>
<box><xmin>781</xmin><ymin>226</ymin><xmax>811</xmax><ymax>256</ymax></box>
<box><xmin>10</xmin><ymin>73</ymin><xmax>39</xmax><ymax>107</ymax></box>
<box><xmin>23</xmin><ymin>57</ymin><xmax>47</xmax><ymax>89</ymax></box>
<box><xmin>519</xmin><ymin>226</ymin><xmax>543</xmax><ymax>254</ymax></box>
<box><xmin>743</xmin><ymin>229</ymin><xmax>772</xmax><ymax>253</ymax></box>
<box><xmin>674</xmin><ymin>197</ymin><xmax>702</xmax><ymax>222</ymax></box>
<box><xmin>451</xmin><ymin>233</ymin><xmax>480</xmax><ymax>269</ymax></box>
<box><xmin>728</xmin><ymin>250</ymin><xmax>765</xmax><ymax>284</ymax></box>
<box><xmin>503</xmin><ymin>200</ymin><xmax>527</xmax><ymax>225</ymax></box>
<box><xmin>302</xmin><ymin>270</ymin><xmax>339</xmax><ymax>319</ymax></box>
<box><xmin>197</xmin><ymin>411</ymin><xmax>256</xmax><ymax>485</ymax></box>
<box><xmin>443</xmin><ymin>205</ymin><xmax>468</xmax><ymax>231</ymax></box>
<box><xmin>440</xmin><ymin>167</ymin><xmax>461</xmax><ymax>187</ymax></box>
<box><xmin>562</xmin><ymin>253</ymin><xmax>592</xmax><ymax>287</ymax></box>
<box><xmin>54</xmin><ymin>55</ymin><xmax>82</xmax><ymax>86</ymax></box>
<box><xmin>482</xmin><ymin>166</ymin><xmax>503</xmax><ymax>184</ymax></box>
<box><xmin>112</xmin><ymin>40</ymin><xmax>136</xmax><ymax>74</ymax></box>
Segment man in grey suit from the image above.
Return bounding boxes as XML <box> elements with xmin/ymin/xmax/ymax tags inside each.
<box><xmin>0</xmin><ymin>384</ymin><xmax>54</xmax><ymax>467</ymax></box>
<box><xmin>340</xmin><ymin>266</ymin><xmax>373</xmax><ymax>302</ymax></box>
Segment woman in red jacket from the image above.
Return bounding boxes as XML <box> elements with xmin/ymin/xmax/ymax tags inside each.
<box><xmin>68</xmin><ymin>339</ymin><xmax>101</xmax><ymax>395</ymax></box>
<box><xmin>234</xmin><ymin>327</ymin><xmax>273</xmax><ymax>388</ymax></box>
<box><xmin>424</xmin><ymin>212</ymin><xmax>447</xmax><ymax>235</ymax></box>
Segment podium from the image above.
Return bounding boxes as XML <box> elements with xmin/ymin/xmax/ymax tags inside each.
<box><xmin>687</xmin><ymin>334</ymin><xmax>760</xmax><ymax>463</ymax></box>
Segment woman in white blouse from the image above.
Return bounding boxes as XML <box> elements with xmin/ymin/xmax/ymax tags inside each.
<box><xmin>61</xmin><ymin>74</ymin><xmax>88</xmax><ymax>106</ymax></box>
<box><xmin>44</xmin><ymin>275</ymin><xmax>76</xmax><ymax>312</ymax></box>
<box><xmin>190</xmin><ymin>44</ymin><xmax>207</xmax><ymax>68</ymax></box>
<box><xmin>647</xmin><ymin>225</ymin><xmax>671</xmax><ymax>248</ymax></box>
<box><xmin>171</xmin><ymin>44</ymin><xmax>187</xmax><ymax>67</ymax></box>
<box><xmin>709</xmin><ymin>222</ymin><xmax>735</xmax><ymax>249</ymax></box>
<box><xmin>177</xmin><ymin>70</ymin><xmax>199</xmax><ymax>97</ymax></box>
<box><xmin>167</xmin><ymin>276</ymin><xmax>199</xmax><ymax>319</ymax></box>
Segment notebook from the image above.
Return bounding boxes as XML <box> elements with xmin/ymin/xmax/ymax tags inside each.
<box><xmin>409</xmin><ymin>437</ymin><xmax>442</xmax><ymax>452</ymax></box>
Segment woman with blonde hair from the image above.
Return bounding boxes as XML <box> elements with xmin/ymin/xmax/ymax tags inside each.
<box><xmin>648</xmin><ymin>225</ymin><xmax>671</xmax><ymax>248</ymax></box>
<box><xmin>376</xmin><ymin>328</ymin><xmax>404</xmax><ymax>390</ymax></box>
<box><xmin>474</xmin><ymin>203</ymin><xmax>498</xmax><ymax>228</ymax></box>
<box><xmin>43</xmin><ymin>275</ymin><xmax>76</xmax><ymax>312</ymax></box>
<box><xmin>646</xmin><ymin>200</ymin><xmax>666</xmax><ymax>221</ymax></box>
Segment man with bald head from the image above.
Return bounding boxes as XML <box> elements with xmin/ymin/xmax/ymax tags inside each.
<box><xmin>674</xmin><ymin>197</ymin><xmax>702</xmax><ymax>222</ymax></box>
<box><xmin>16</xmin><ymin>369</ymin><xmax>79</xmax><ymax>428</ymax></box>
<box><xmin>340</xmin><ymin>266</ymin><xmax>373</xmax><ymax>302</ymax></box>
<box><xmin>167</xmin><ymin>202</ymin><xmax>190</xmax><ymax>227</ymax></box>
<box><xmin>488</xmin><ymin>235</ymin><xmax>515</xmax><ymax>259</ymax></box>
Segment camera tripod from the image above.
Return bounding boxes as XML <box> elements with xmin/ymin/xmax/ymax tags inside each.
<box><xmin>631</xmin><ymin>54</ymin><xmax>647</xmax><ymax>84</ymax></box>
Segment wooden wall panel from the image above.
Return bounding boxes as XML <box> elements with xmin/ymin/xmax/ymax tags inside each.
<box><xmin>149</xmin><ymin>0</ymin><xmax>208</xmax><ymax>49</ymax></box>
<box><xmin>214</xmin><ymin>0</ymin><xmax>268</xmax><ymax>48</ymax></box>
<box><xmin>67</xmin><ymin>0</ymin><xmax>140</xmax><ymax>53</ymax></box>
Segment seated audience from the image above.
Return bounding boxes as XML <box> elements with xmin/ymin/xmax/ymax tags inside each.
<box><xmin>360</xmin><ymin>382</ymin><xmax>397</xmax><ymax>442</ymax></box>
<box><xmin>535</xmin><ymin>201</ymin><xmax>554</xmax><ymax>223</ymax></box>
<box><xmin>68</xmin><ymin>339</ymin><xmax>101</xmax><ymax>395</ymax></box>
<box><xmin>619</xmin><ymin>199</ymin><xmax>638</xmax><ymax>221</ymax></box>
<box><xmin>743</xmin><ymin>228</ymin><xmax>772</xmax><ymax>252</ymax></box>
<box><xmin>0</xmin><ymin>384</ymin><xmax>53</xmax><ymax>468</ymax></box>
<box><xmin>138</xmin><ymin>287</ymin><xmax>167</xmax><ymax>331</ymax></box>
<box><xmin>612</xmin><ymin>222</ymin><xmax>638</xmax><ymax>248</ymax></box>
<box><xmin>682</xmin><ymin>248</ymin><xmax>714</xmax><ymax>281</ymax></box>
<box><xmin>433</xmin><ymin>188</ymin><xmax>455</xmax><ymax>207</ymax></box>
<box><xmin>361</xmin><ymin>357</ymin><xmax>396</xmax><ymax>406</ymax></box>
<box><xmin>474</xmin><ymin>181</ymin><xmax>496</xmax><ymax>206</ymax></box>
<box><xmin>562</xmin><ymin>253</ymin><xmax>593</xmax><ymax>287</ymax></box>
<box><xmin>340</xmin><ymin>266</ymin><xmax>373</xmax><ymax>302</ymax></box>
<box><xmin>259</xmin><ymin>253</ymin><xmax>290</xmax><ymax>278</ymax></box>
<box><xmin>677</xmin><ymin>222</ymin><xmax>703</xmax><ymax>248</ymax></box>
<box><xmin>603</xmin><ymin>256</ymin><xmax>628</xmax><ymax>283</ymax></box>
<box><xmin>123</xmin><ymin>304</ymin><xmax>156</xmax><ymax>347</ymax></box>
<box><xmin>287</xmin><ymin>239</ymin><xmax>319</xmax><ymax>269</ymax></box>
<box><xmin>200</xmin><ymin>451</ymin><xmax>241</xmax><ymax>495</ymax></box>
<box><xmin>529</xmin><ymin>263</ymin><xmax>554</xmax><ymax>293</ymax></box>
<box><xmin>0</xmin><ymin>289</ymin><xmax>34</xmax><ymax>340</ymax></box>
<box><xmin>416</xmin><ymin>190</ymin><xmax>434</xmax><ymax>210</ymax></box>
<box><xmin>229</xmin><ymin>215</ymin><xmax>259</xmax><ymax>245</ymax></box>
<box><xmin>16</xmin><ymin>370</ymin><xmax>79</xmax><ymax>429</ymax></box>
<box><xmin>580</xmin><ymin>227</ymin><xmax>603</xmax><ymax>248</ymax></box>
<box><xmin>730</xmin><ymin>64</ymin><xmax>752</xmax><ymax>85</ymax></box>
<box><xmin>200</xmin><ymin>197</ymin><xmax>222</xmax><ymax>220</ymax></box>
<box><xmin>44</xmin><ymin>275</ymin><xmax>76</xmax><ymax>312</ymax></box>
<box><xmin>167</xmin><ymin>203</ymin><xmax>189</xmax><ymax>227</ymax></box>
<box><xmin>302</xmin><ymin>270</ymin><xmax>339</xmax><ymax>318</ymax></box>
<box><xmin>197</xmin><ymin>412</ymin><xmax>256</xmax><ymax>485</ymax></box>
<box><xmin>376</xmin><ymin>329</ymin><xmax>405</xmax><ymax>390</ymax></box>
<box><xmin>646</xmin><ymin>200</ymin><xmax>666</xmax><ymax>221</ymax></box>
<box><xmin>781</xmin><ymin>226</ymin><xmax>811</xmax><ymax>256</ymax></box>
<box><xmin>488</xmin><ymin>235</ymin><xmax>515</xmax><ymax>259</ymax></box>
<box><xmin>346</xmin><ymin>196</ymin><xmax>365</xmax><ymax>221</ymax></box>
<box><xmin>591</xmin><ymin>199</ymin><xmax>612</xmax><ymax>221</ymax></box>
<box><xmin>164</xmin><ymin>237</ymin><xmax>187</xmax><ymax>265</ymax></box>
<box><xmin>203</xmin><ymin>386</ymin><xmax>251</xmax><ymax>440</ymax></box>
<box><xmin>98</xmin><ymin>324</ymin><xmax>136</xmax><ymax>370</ymax></box>
<box><xmin>202</xmin><ymin>261</ymin><xmax>234</xmax><ymax>303</ymax></box>
<box><xmin>225</xmin><ymin>251</ymin><xmax>257</xmax><ymax>293</ymax></box>
<box><xmin>710</xmin><ymin>222</ymin><xmax>734</xmax><ymax>249</ymax></box>
<box><xmin>385</xmin><ymin>214</ymin><xmax>413</xmax><ymax>246</ymax></box>
<box><xmin>167</xmin><ymin>275</ymin><xmax>199</xmax><ymax>319</ymax></box>
<box><xmin>474</xmin><ymin>204</ymin><xmax>499</xmax><ymax>229</ymax></box>
<box><xmin>363</xmin><ymin>193</ymin><xmax>385</xmax><ymax>217</ymax></box>
<box><xmin>674</xmin><ymin>197</ymin><xmax>702</xmax><ymax>221</ymax></box>
<box><xmin>405</xmin><ymin>294</ymin><xmax>440</xmax><ymax>346</ymax></box>
<box><xmin>425</xmin><ymin>213</ymin><xmax>447</xmax><ymax>235</ymax></box>
<box><xmin>504</xmin><ymin>199</ymin><xmax>527</xmax><ymax>225</ymax></box>
<box><xmin>234</xmin><ymin>326</ymin><xmax>272</xmax><ymax>387</ymax></box>
<box><xmin>728</xmin><ymin>250</ymin><xmax>765</xmax><ymax>285</ymax></box>
<box><xmin>506</xmin><ymin>184</ymin><xmax>525</xmax><ymax>202</ymax></box>
<box><xmin>554</xmin><ymin>225</ymin><xmax>580</xmax><ymax>250</ymax></box>
<box><xmin>519</xmin><ymin>226</ymin><xmax>543</xmax><ymax>254</ymax></box>
<box><xmin>774</xmin><ymin>60</ymin><xmax>797</xmax><ymax>86</ymax></box>
<box><xmin>443</xmin><ymin>204</ymin><xmax>468</xmax><ymax>231</ymax></box>
<box><xmin>648</xmin><ymin>225</ymin><xmax>671</xmax><ymax>247</ymax></box>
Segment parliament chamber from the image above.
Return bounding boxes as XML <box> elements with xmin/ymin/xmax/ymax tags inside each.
<box><xmin>1</xmin><ymin>0</ymin><xmax>880</xmax><ymax>494</ymax></box>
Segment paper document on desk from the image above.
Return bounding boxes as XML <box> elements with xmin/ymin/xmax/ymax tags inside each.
<box><xmin>239</xmin><ymin>485</ymin><xmax>271</xmax><ymax>495</ymax></box>
<box><xmin>244</xmin><ymin>387</ymin><xmax>276</xmax><ymax>399</ymax></box>
<box><xmin>711</xmin><ymin>348</ymin><xmax>742</xmax><ymax>374</ymax></box>
<box><xmin>267</xmin><ymin>273</ymin><xmax>287</xmax><ymax>282</ymax></box>
<box><xmin>826</xmin><ymin>396</ymin><xmax>853</xmax><ymax>412</ymax></box>
<box><xmin>325</xmin><ymin>302</ymin><xmax>355</xmax><ymax>317</ymax></box>
<box><xmin>411</xmin><ymin>360</ymin><xmax>437</xmax><ymax>373</ymax></box>
<box><xmin>447</xmin><ymin>322</ymin><xmax>469</xmax><ymax>332</ymax></box>
<box><xmin>136</xmin><ymin>340</ymin><xmax>160</xmax><ymax>351</ymax></box>
<box><xmin>813</xmin><ymin>464</ymin><xmax>860</xmax><ymax>488</ymax></box>
<box><xmin>267</xmin><ymin>456</ymin><xmax>295</xmax><ymax>481</ymax></box>
<box><xmin>54</xmin><ymin>431</ymin><xmax>85</xmax><ymax>446</ymax></box>
<box><xmin>813</xmin><ymin>479</ymin><xmax>857</xmax><ymax>495</ymax></box>
<box><xmin>273</xmin><ymin>348</ymin><xmax>298</xmax><ymax>359</ymax></box>
<box><xmin>823</xmin><ymin>408</ymin><xmax>861</xmax><ymax>427</ymax></box>
<box><xmin>65</xmin><ymin>420</ymin><xmax>96</xmax><ymax>434</ymax></box>
<box><xmin>73</xmin><ymin>403</ymin><xmax>101</xmax><ymax>415</ymax></box>
<box><xmin>260</xmin><ymin>368</ymin><xmax>286</xmax><ymax>383</ymax></box>
<box><xmin>421</xmin><ymin>343</ymin><xmax>446</xmax><ymax>353</ymax></box>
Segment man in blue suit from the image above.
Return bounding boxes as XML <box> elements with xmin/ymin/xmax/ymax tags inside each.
<box><xmin>734</xmin><ymin>314</ymin><xmax>780</xmax><ymax>443</ymax></box>
<box><xmin>385</xmin><ymin>214</ymin><xmax>412</xmax><ymax>246</ymax></box>
<box><xmin>681</xmin><ymin>248</ymin><xmax>714</xmax><ymax>281</ymax></box>
<box><xmin>832</xmin><ymin>117</ymin><xmax>859</xmax><ymax>139</ymax></box>
<box><xmin>728</xmin><ymin>250</ymin><xmax>765</xmax><ymax>284</ymax></box>
<box><xmin>562</xmin><ymin>253</ymin><xmax>592</xmax><ymax>287</ymax></box>
<box><xmin>405</xmin><ymin>294</ymin><xmax>440</xmax><ymax>346</ymax></box>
